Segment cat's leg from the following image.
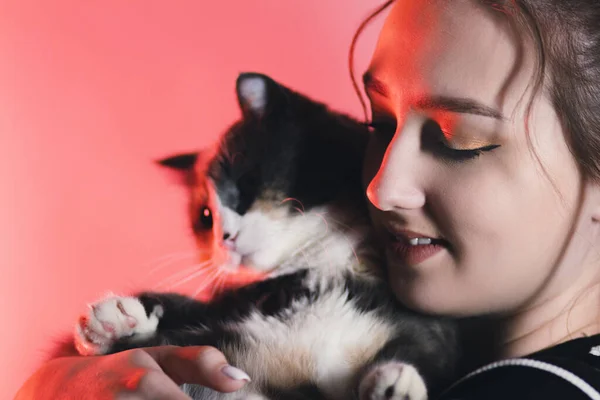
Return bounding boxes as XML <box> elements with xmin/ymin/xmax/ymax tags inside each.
<box><xmin>75</xmin><ymin>270</ymin><xmax>311</xmax><ymax>356</ymax></box>
<box><xmin>74</xmin><ymin>292</ymin><xmax>206</xmax><ymax>355</ymax></box>
<box><xmin>356</xmin><ymin>328</ymin><xmax>458</xmax><ymax>400</ymax></box>
<box><xmin>358</xmin><ymin>362</ymin><xmax>427</xmax><ymax>400</ymax></box>
<box><xmin>74</xmin><ymin>294</ymin><xmax>162</xmax><ymax>355</ymax></box>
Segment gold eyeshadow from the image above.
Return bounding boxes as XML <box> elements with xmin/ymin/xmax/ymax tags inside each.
<box><xmin>442</xmin><ymin>132</ymin><xmax>496</xmax><ymax>150</ymax></box>
<box><xmin>438</xmin><ymin>115</ymin><xmax>499</xmax><ymax>151</ymax></box>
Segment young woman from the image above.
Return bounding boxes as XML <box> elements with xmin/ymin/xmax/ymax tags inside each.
<box><xmin>15</xmin><ymin>0</ymin><xmax>600</xmax><ymax>399</ymax></box>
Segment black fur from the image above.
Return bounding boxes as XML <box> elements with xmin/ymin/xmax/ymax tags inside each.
<box><xmin>107</xmin><ymin>271</ymin><xmax>458</xmax><ymax>399</ymax></box>
<box><xmin>208</xmin><ymin>73</ymin><xmax>368</xmax><ymax>215</ymax></box>
<box><xmin>158</xmin><ymin>152</ymin><xmax>199</xmax><ymax>170</ymax></box>
<box><xmin>118</xmin><ymin>271</ymin><xmax>458</xmax><ymax>397</ymax></box>
<box><xmin>94</xmin><ymin>73</ymin><xmax>460</xmax><ymax>400</ymax></box>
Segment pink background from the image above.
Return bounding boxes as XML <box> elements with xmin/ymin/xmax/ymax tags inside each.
<box><xmin>0</xmin><ymin>1</ymin><xmax>386</xmax><ymax>397</ymax></box>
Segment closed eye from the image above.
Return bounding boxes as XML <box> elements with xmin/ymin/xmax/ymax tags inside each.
<box><xmin>421</xmin><ymin>120</ymin><xmax>500</xmax><ymax>162</ymax></box>
<box><xmin>367</xmin><ymin>118</ymin><xmax>500</xmax><ymax>162</ymax></box>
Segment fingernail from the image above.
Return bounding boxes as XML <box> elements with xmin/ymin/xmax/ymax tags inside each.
<box><xmin>221</xmin><ymin>365</ymin><xmax>251</xmax><ymax>382</ymax></box>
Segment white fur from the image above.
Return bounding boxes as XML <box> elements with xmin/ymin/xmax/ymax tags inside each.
<box><xmin>75</xmin><ymin>179</ymin><xmax>384</xmax><ymax>398</ymax></box>
<box><xmin>221</xmin><ymin>204</ymin><xmax>365</xmax><ymax>274</ymax></box>
<box><xmin>182</xmin><ymin>385</ymin><xmax>270</xmax><ymax>400</ymax></box>
<box><xmin>74</xmin><ymin>296</ymin><xmax>162</xmax><ymax>356</ymax></box>
<box><xmin>238</xmin><ymin>77</ymin><xmax>267</xmax><ymax>112</ymax></box>
<box><xmin>222</xmin><ymin>276</ymin><xmax>395</xmax><ymax>400</ymax></box>
<box><xmin>359</xmin><ymin>362</ymin><xmax>428</xmax><ymax>400</ymax></box>
<box><xmin>220</xmin><ymin>204</ymin><xmax>242</xmax><ymax>241</ymax></box>
<box><xmin>231</xmin><ymin>395</ymin><xmax>269</xmax><ymax>400</ymax></box>
<box><xmin>77</xmin><ymin>284</ymin><xmax>403</xmax><ymax>400</ymax></box>
<box><xmin>204</xmin><ymin>174</ymin><xmax>370</xmax><ymax>276</ymax></box>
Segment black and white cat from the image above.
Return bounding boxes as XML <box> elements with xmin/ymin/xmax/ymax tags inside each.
<box><xmin>74</xmin><ymin>73</ymin><xmax>459</xmax><ymax>400</ymax></box>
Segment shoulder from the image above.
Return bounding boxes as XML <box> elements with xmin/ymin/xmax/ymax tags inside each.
<box><xmin>438</xmin><ymin>334</ymin><xmax>600</xmax><ymax>400</ymax></box>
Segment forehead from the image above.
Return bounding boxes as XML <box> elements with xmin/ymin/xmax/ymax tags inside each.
<box><xmin>368</xmin><ymin>0</ymin><xmax>531</xmax><ymax>113</ymax></box>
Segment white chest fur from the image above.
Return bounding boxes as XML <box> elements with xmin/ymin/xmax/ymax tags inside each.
<box><xmin>223</xmin><ymin>281</ymin><xmax>394</xmax><ymax>400</ymax></box>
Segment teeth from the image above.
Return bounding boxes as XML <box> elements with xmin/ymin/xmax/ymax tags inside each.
<box><xmin>408</xmin><ymin>237</ymin><xmax>433</xmax><ymax>245</ymax></box>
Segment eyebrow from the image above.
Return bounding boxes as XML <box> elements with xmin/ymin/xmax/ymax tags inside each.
<box><xmin>362</xmin><ymin>71</ymin><xmax>505</xmax><ymax>120</ymax></box>
<box><xmin>363</xmin><ymin>71</ymin><xmax>389</xmax><ymax>97</ymax></box>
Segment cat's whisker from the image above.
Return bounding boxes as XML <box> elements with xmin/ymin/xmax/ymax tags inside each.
<box><xmin>321</xmin><ymin>217</ymin><xmax>364</xmax><ymax>266</ymax></box>
<box><xmin>144</xmin><ymin>251</ymin><xmax>198</xmax><ymax>276</ymax></box>
<box><xmin>218</xmin><ymin>267</ymin><xmax>232</xmax><ymax>285</ymax></box>
<box><xmin>350</xmin><ymin>245</ymin><xmax>360</xmax><ymax>266</ymax></box>
<box><xmin>210</xmin><ymin>269</ymin><xmax>229</xmax><ymax>298</ymax></box>
<box><xmin>281</xmin><ymin>197</ymin><xmax>305</xmax><ymax>215</ymax></box>
<box><xmin>314</xmin><ymin>212</ymin><xmax>331</xmax><ymax>235</ymax></box>
<box><xmin>318</xmin><ymin>214</ymin><xmax>354</xmax><ymax>232</ymax></box>
<box><xmin>192</xmin><ymin>267</ymin><xmax>224</xmax><ymax>298</ymax></box>
<box><xmin>145</xmin><ymin>251</ymin><xmax>196</xmax><ymax>266</ymax></box>
<box><xmin>165</xmin><ymin>264</ymin><xmax>219</xmax><ymax>291</ymax></box>
<box><xmin>157</xmin><ymin>259</ymin><xmax>214</xmax><ymax>284</ymax></box>
<box><xmin>142</xmin><ymin>251</ymin><xmax>215</xmax><ymax>287</ymax></box>
<box><xmin>315</xmin><ymin>211</ymin><xmax>346</xmax><ymax>227</ymax></box>
<box><xmin>160</xmin><ymin>261</ymin><xmax>216</xmax><ymax>287</ymax></box>
<box><xmin>157</xmin><ymin>260</ymin><xmax>216</xmax><ymax>289</ymax></box>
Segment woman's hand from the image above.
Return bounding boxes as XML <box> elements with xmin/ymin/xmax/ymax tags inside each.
<box><xmin>14</xmin><ymin>346</ymin><xmax>250</xmax><ymax>399</ymax></box>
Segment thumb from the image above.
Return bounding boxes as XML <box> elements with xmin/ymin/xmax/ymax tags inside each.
<box><xmin>144</xmin><ymin>345</ymin><xmax>251</xmax><ymax>393</ymax></box>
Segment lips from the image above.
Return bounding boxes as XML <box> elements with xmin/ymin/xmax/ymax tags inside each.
<box><xmin>383</xmin><ymin>227</ymin><xmax>450</xmax><ymax>266</ymax></box>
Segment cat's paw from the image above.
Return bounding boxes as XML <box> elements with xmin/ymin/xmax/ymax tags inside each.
<box><xmin>74</xmin><ymin>295</ymin><xmax>163</xmax><ymax>356</ymax></box>
<box><xmin>359</xmin><ymin>362</ymin><xmax>428</xmax><ymax>400</ymax></box>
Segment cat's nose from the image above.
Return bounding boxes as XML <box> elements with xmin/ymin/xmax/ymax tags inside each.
<box><xmin>223</xmin><ymin>232</ymin><xmax>238</xmax><ymax>250</ymax></box>
<box><xmin>223</xmin><ymin>232</ymin><xmax>238</xmax><ymax>243</ymax></box>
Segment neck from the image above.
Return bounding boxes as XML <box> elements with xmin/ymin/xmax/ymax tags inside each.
<box><xmin>460</xmin><ymin>279</ymin><xmax>600</xmax><ymax>370</ymax></box>
<box><xmin>499</xmin><ymin>281</ymin><xmax>600</xmax><ymax>358</ymax></box>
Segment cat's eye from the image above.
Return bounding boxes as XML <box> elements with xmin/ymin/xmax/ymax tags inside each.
<box><xmin>194</xmin><ymin>206</ymin><xmax>214</xmax><ymax>231</ymax></box>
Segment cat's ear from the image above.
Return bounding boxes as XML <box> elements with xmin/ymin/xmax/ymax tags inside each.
<box><xmin>156</xmin><ymin>151</ymin><xmax>200</xmax><ymax>187</ymax></box>
<box><xmin>235</xmin><ymin>72</ymin><xmax>287</xmax><ymax>119</ymax></box>
<box><xmin>156</xmin><ymin>152</ymin><xmax>199</xmax><ymax>171</ymax></box>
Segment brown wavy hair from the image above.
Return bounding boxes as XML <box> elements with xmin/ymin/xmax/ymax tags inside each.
<box><xmin>349</xmin><ymin>0</ymin><xmax>600</xmax><ymax>182</ymax></box>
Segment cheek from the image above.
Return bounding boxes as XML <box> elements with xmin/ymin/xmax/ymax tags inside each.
<box><xmin>194</xmin><ymin>231</ymin><xmax>215</xmax><ymax>259</ymax></box>
<box><xmin>237</xmin><ymin>210</ymin><xmax>293</xmax><ymax>270</ymax></box>
<box><xmin>238</xmin><ymin>212</ymin><xmax>278</xmax><ymax>249</ymax></box>
<box><xmin>427</xmin><ymin>161</ymin><xmax>580</xmax><ymax>312</ymax></box>
<box><xmin>219</xmin><ymin>207</ymin><xmax>240</xmax><ymax>236</ymax></box>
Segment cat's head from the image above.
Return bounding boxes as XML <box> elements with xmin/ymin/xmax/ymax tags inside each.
<box><xmin>159</xmin><ymin>73</ymin><xmax>370</xmax><ymax>276</ymax></box>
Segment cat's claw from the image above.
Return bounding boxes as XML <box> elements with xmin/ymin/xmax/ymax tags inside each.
<box><xmin>359</xmin><ymin>362</ymin><xmax>428</xmax><ymax>400</ymax></box>
<box><xmin>74</xmin><ymin>295</ymin><xmax>163</xmax><ymax>356</ymax></box>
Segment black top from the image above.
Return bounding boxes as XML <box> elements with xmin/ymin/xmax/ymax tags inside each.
<box><xmin>438</xmin><ymin>334</ymin><xmax>600</xmax><ymax>399</ymax></box>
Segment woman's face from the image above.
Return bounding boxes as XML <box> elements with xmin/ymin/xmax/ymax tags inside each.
<box><xmin>364</xmin><ymin>0</ymin><xmax>600</xmax><ymax>316</ymax></box>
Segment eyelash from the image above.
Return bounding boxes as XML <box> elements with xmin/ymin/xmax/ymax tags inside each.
<box><xmin>366</xmin><ymin>120</ymin><xmax>500</xmax><ymax>162</ymax></box>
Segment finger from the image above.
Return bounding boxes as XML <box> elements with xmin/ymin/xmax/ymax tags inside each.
<box><xmin>117</xmin><ymin>370</ymin><xmax>193</xmax><ymax>400</ymax></box>
<box><xmin>142</xmin><ymin>346</ymin><xmax>251</xmax><ymax>393</ymax></box>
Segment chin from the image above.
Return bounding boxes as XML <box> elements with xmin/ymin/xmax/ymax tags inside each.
<box><xmin>396</xmin><ymin>289</ymin><xmax>486</xmax><ymax>318</ymax></box>
<box><xmin>239</xmin><ymin>251</ymin><xmax>278</xmax><ymax>273</ymax></box>
<box><xmin>221</xmin><ymin>252</ymin><xmax>242</xmax><ymax>271</ymax></box>
<box><xmin>389</xmin><ymin>273</ymin><xmax>466</xmax><ymax>317</ymax></box>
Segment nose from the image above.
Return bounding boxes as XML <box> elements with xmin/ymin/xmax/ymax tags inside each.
<box><xmin>366</xmin><ymin>119</ymin><xmax>426</xmax><ymax>212</ymax></box>
<box><xmin>223</xmin><ymin>232</ymin><xmax>238</xmax><ymax>242</ymax></box>
<box><xmin>222</xmin><ymin>231</ymin><xmax>238</xmax><ymax>250</ymax></box>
